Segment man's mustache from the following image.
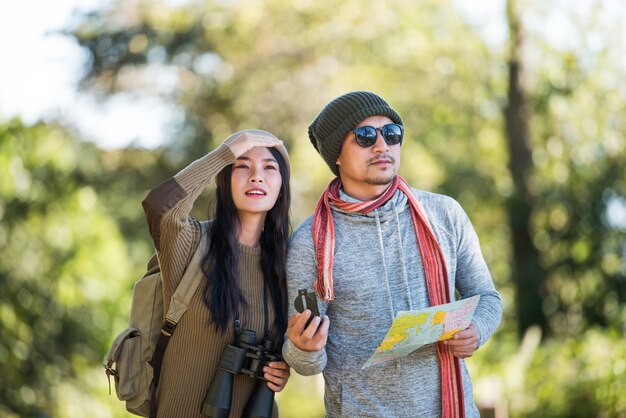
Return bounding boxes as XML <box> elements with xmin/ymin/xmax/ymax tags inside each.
<box><xmin>367</xmin><ymin>155</ymin><xmax>396</xmax><ymax>165</ymax></box>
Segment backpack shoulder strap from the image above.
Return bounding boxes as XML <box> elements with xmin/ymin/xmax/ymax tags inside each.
<box><xmin>149</xmin><ymin>222</ymin><xmax>209</xmax><ymax>418</ymax></box>
<box><xmin>156</xmin><ymin>220</ymin><xmax>209</xmax><ymax>336</ymax></box>
<box><xmin>164</xmin><ymin>224</ymin><xmax>208</xmax><ymax>327</ymax></box>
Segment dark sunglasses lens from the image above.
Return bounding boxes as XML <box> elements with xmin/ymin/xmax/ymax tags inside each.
<box><xmin>354</xmin><ymin>126</ymin><xmax>377</xmax><ymax>147</ymax></box>
<box><xmin>382</xmin><ymin>124</ymin><xmax>403</xmax><ymax>144</ymax></box>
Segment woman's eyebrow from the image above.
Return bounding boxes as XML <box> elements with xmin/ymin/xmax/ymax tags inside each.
<box><xmin>236</xmin><ymin>156</ymin><xmax>278</xmax><ymax>163</ymax></box>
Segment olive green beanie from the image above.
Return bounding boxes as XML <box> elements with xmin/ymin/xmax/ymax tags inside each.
<box><xmin>307</xmin><ymin>91</ymin><xmax>403</xmax><ymax>176</ymax></box>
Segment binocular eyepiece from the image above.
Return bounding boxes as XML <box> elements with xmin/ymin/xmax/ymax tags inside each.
<box><xmin>201</xmin><ymin>329</ymin><xmax>280</xmax><ymax>418</ymax></box>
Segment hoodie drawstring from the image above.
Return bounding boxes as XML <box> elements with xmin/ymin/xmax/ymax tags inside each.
<box><xmin>375</xmin><ymin>210</ymin><xmax>397</xmax><ymax>323</ymax></box>
<box><xmin>394</xmin><ymin>207</ymin><xmax>414</xmax><ymax>310</ymax></box>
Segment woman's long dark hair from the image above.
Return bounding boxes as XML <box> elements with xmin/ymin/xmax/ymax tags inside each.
<box><xmin>201</xmin><ymin>147</ymin><xmax>290</xmax><ymax>338</ymax></box>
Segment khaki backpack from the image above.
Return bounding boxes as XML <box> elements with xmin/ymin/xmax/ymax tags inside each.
<box><xmin>104</xmin><ymin>227</ymin><xmax>207</xmax><ymax>417</ymax></box>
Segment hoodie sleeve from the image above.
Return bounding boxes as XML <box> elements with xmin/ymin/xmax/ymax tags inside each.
<box><xmin>450</xmin><ymin>200</ymin><xmax>503</xmax><ymax>348</ymax></box>
<box><xmin>281</xmin><ymin>220</ymin><xmax>328</xmax><ymax>375</ymax></box>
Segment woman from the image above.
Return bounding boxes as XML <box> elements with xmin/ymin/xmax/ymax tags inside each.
<box><xmin>142</xmin><ymin>130</ymin><xmax>291</xmax><ymax>417</ymax></box>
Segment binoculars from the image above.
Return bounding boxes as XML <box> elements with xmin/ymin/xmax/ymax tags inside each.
<box><xmin>201</xmin><ymin>329</ymin><xmax>280</xmax><ymax>418</ymax></box>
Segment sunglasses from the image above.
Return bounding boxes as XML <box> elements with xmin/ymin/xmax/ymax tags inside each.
<box><xmin>352</xmin><ymin>123</ymin><xmax>404</xmax><ymax>147</ymax></box>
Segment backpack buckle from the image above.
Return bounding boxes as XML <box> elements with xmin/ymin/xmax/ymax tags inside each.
<box><xmin>161</xmin><ymin>319</ymin><xmax>177</xmax><ymax>337</ymax></box>
<box><xmin>103</xmin><ymin>363</ymin><xmax>118</xmax><ymax>395</ymax></box>
<box><xmin>103</xmin><ymin>363</ymin><xmax>118</xmax><ymax>376</ymax></box>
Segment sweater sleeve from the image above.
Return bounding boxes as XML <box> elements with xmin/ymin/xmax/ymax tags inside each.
<box><xmin>281</xmin><ymin>220</ymin><xmax>328</xmax><ymax>375</ymax></box>
<box><xmin>142</xmin><ymin>144</ymin><xmax>235</xmax><ymax>293</ymax></box>
<box><xmin>451</xmin><ymin>200</ymin><xmax>503</xmax><ymax>348</ymax></box>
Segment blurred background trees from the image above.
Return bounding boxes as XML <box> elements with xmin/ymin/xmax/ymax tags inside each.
<box><xmin>1</xmin><ymin>0</ymin><xmax>624</xmax><ymax>416</ymax></box>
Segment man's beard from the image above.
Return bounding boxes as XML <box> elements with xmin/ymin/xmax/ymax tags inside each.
<box><xmin>364</xmin><ymin>155</ymin><xmax>396</xmax><ymax>185</ymax></box>
<box><xmin>364</xmin><ymin>174</ymin><xmax>395</xmax><ymax>185</ymax></box>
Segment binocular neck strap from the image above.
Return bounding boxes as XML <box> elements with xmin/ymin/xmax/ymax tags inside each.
<box><xmin>263</xmin><ymin>284</ymin><xmax>269</xmax><ymax>340</ymax></box>
<box><xmin>233</xmin><ymin>284</ymin><xmax>271</xmax><ymax>340</ymax></box>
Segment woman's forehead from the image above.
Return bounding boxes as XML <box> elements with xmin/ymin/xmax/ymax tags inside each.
<box><xmin>239</xmin><ymin>146</ymin><xmax>276</xmax><ymax>161</ymax></box>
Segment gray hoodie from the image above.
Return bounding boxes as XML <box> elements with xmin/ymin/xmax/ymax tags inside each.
<box><xmin>282</xmin><ymin>187</ymin><xmax>502</xmax><ymax>418</ymax></box>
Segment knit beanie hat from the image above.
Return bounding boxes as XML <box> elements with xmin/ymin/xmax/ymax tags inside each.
<box><xmin>308</xmin><ymin>91</ymin><xmax>403</xmax><ymax>176</ymax></box>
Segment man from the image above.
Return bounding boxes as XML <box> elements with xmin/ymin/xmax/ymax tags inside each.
<box><xmin>282</xmin><ymin>91</ymin><xmax>502</xmax><ymax>417</ymax></box>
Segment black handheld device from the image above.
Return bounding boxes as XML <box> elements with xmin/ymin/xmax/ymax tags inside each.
<box><xmin>293</xmin><ymin>289</ymin><xmax>320</xmax><ymax>328</ymax></box>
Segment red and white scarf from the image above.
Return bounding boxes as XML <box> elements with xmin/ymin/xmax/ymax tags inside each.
<box><xmin>312</xmin><ymin>175</ymin><xmax>466</xmax><ymax>418</ymax></box>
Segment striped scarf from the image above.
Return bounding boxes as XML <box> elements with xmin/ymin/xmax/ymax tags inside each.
<box><xmin>312</xmin><ymin>175</ymin><xmax>466</xmax><ymax>418</ymax></box>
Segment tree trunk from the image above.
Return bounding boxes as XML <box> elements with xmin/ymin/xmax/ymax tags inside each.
<box><xmin>504</xmin><ymin>0</ymin><xmax>548</xmax><ymax>339</ymax></box>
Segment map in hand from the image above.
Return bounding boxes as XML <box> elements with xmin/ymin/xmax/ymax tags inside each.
<box><xmin>362</xmin><ymin>295</ymin><xmax>481</xmax><ymax>369</ymax></box>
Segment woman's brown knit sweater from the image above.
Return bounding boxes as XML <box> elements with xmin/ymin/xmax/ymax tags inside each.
<box><xmin>142</xmin><ymin>144</ymin><xmax>279</xmax><ymax>418</ymax></box>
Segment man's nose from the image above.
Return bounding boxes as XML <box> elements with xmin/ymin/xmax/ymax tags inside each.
<box><xmin>371</xmin><ymin>131</ymin><xmax>389</xmax><ymax>152</ymax></box>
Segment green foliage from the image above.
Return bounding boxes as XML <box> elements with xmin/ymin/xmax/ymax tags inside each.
<box><xmin>0</xmin><ymin>119</ymin><xmax>134</xmax><ymax>416</ymax></box>
<box><xmin>275</xmin><ymin>373</ymin><xmax>325</xmax><ymax>418</ymax></box>
<box><xmin>523</xmin><ymin>329</ymin><xmax>625</xmax><ymax>417</ymax></box>
<box><xmin>470</xmin><ymin>328</ymin><xmax>626</xmax><ymax>418</ymax></box>
<box><xmin>525</xmin><ymin>12</ymin><xmax>626</xmax><ymax>334</ymax></box>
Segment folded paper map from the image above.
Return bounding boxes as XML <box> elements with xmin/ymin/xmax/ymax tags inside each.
<box><xmin>362</xmin><ymin>295</ymin><xmax>481</xmax><ymax>369</ymax></box>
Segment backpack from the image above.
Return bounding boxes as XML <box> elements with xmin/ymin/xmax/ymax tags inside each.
<box><xmin>104</xmin><ymin>230</ymin><xmax>207</xmax><ymax>417</ymax></box>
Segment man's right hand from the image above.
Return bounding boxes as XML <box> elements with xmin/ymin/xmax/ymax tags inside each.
<box><xmin>286</xmin><ymin>310</ymin><xmax>329</xmax><ymax>352</ymax></box>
